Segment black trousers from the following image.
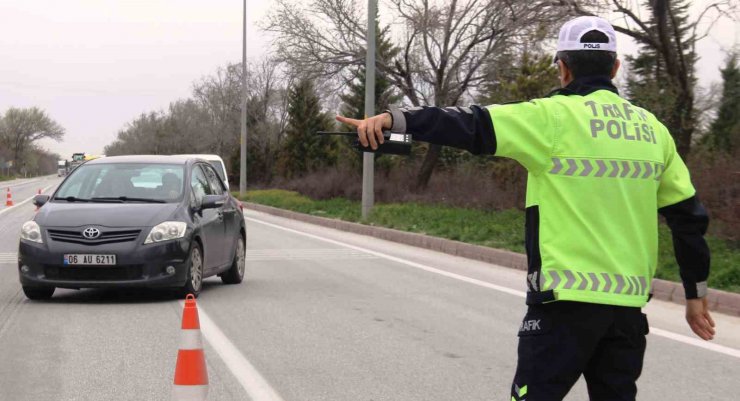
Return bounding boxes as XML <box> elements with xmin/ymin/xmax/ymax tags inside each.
<box><xmin>510</xmin><ymin>301</ymin><xmax>649</xmax><ymax>401</ymax></box>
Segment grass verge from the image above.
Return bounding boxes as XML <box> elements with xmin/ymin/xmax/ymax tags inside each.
<box><xmin>239</xmin><ymin>189</ymin><xmax>740</xmax><ymax>294</ymax></box>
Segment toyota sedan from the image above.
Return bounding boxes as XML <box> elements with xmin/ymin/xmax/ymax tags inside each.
<box><xmin>18</xmin><ymin>155</ymin><xmax>246</xmax><ymax>300</ymax></box>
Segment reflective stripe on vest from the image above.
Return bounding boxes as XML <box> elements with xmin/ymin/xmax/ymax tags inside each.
<box><xmin>549</xmin><ymin>157</ymin><xmax>664</xmax><ymax>180</ymax></box>
<box><xmin>542</xmin><ymin>269</ymin><xmax>649</xmax><ymax>296</ymax></box>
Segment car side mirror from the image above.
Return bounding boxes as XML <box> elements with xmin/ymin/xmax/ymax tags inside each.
<box><xmin>201</xmin><ymin>194</ymin><xmax>226</xmax><ymax>210</ymax></box>
<box><xmin>33</xmin><ymin>194</ymin><xmax>50</xmax><ymax>208</ymax></box>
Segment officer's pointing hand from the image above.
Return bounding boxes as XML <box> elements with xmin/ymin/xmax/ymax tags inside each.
<box><xmin>336</xmin><ymin>113</ymin><xmax>392</xmax><ymax>150</ymax></box>
<box><xmin>686</xmin><ymin>297</ymin><xmax>716</xmax><ymax>341</ymax></box>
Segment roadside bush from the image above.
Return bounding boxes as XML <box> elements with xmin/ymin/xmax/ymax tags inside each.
<box><xmin>261</xmin><ymin>148</ymin><xmax>737</xmax><ymax>241</ymax></box>
<box><xmin>689</xmin><ymin>149</ymin><xmax>740</xmax><ymax>240</ymax></box>
<box><xmin>268</xmin><ymin>157</ymin><xmax>527</xmax><ymax>210</ymax></box>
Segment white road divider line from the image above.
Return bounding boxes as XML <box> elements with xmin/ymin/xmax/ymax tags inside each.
<box><xmin>0</xmin><ymin>252</ymin><xmax>18</xmax><ymax>263</ymax></box>
<box><xmin>650</xmin><ymin>327</ymin><xmax>740</xmax><ymax>358</ymax></box>
<box><xmin>1</xmin><ymin>177</ymin><xmax>43</xmax><ymax>189</ymax></box>
<box><xmin>0</xmin><ymin>183</ymin><xmax>56</xmax><ymax>217</ymax></box>
<box><xmin>246</xmin><ymin>215</ymin><xmax>740</xmax><ymax>360</ymax></box>
<box><xmin>247</xmin><ymin>248</ymin><xmax>378</xmax><ymax>261</ymax></box>
<box><xmin>182</xmin><ymin>301</ymin><xmax>285</xmax><ymax>401</ymax></box>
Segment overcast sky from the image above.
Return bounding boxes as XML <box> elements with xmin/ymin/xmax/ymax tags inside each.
<box><xmin>0</xmin><ymin>0</ymin><xmax>736</xmax><ymax>159</ymax></box>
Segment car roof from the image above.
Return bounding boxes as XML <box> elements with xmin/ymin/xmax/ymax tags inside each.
<box><xmin>84</xmin><ymin>155</ymin><xmax>196</xmax><ymax>165</ymax></box>
<box><xmin>177</xmin><ymin>154</ymin><xmax>224</xmax><ymax>161</ymax></box>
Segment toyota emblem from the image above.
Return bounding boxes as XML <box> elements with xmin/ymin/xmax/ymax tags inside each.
<box><xmin>82</xmin><ymin>227</ymin><xmax>101</xmax><ymax>239</ymax></box>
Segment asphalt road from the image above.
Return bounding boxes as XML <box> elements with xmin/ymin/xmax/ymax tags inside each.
<box><xmin>0</xmin><ymin>179</ymin><xmax>738</xmax><ymax>400</ymax></box>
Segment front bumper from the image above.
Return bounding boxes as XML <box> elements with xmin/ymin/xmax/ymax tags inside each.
<box><xmin>18</xmin><ymin>234</ymin><xmax>191</xmax><ymax>289</ymax></box>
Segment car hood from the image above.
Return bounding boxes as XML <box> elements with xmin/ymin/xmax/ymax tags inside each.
<box><xmin>36</xmin><ymin>202</ymin><xmax>181</xmax><ymax>228</ymax></box>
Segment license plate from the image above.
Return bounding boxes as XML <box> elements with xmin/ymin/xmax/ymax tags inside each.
<box><xmin>63</xmin><ymin>254</ymin><xmax>117</xmax><ymax>266</ymax></box>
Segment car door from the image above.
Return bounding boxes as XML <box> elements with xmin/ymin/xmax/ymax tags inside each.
<box><xmin>202</xmin><ymin>163</ymin><xmax>236</xmax><ymax>266</ymax></box>
<box><xmin>190</xmin><ymin>164</ymin><xmax>226</xmax><ymax>271</ymax></box>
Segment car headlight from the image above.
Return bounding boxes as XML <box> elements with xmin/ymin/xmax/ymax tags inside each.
<box><xmin>144</xmin><ymin>221</ymin><xmax>187</xmax><ymax>244</ymax></box>
<box><xmin>21</xmin><ymin>221</ymin><xmax>43</xmax><ymax>244</ymax></box>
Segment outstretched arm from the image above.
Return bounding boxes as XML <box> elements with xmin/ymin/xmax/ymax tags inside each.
<box><xmin>336</xmin><ymin>105</ymin><xmax>496</xmax><ymax>155</ymax></box>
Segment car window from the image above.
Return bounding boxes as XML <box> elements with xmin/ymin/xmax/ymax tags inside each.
<box><xmin>190</xmin><ymin>165</ymin><xmax>212</xmax><ymax>206</ymax></box>
<box><xmin>208</xmin><ymin>160</ymin><xmax>226</xmax><ymax>183</ymax></box>
<box><xmin>55</xmin><ymin>163</ymin><xmax>184</xmax><ymax>202</ymax></box>
<box><xmin>202</xmin><ymin>164</ymin><xmax>225</xmax><ymax>195</ymax></box>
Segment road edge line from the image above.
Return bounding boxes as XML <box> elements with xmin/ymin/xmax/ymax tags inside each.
<box><xmin>246</xmin><ymin>215</ymin><xmax>740</xmax><ymax>360</ymax></box>
<box><xmin>0</xmin><ymin>183</ymin><xmax>56</xmax><ymax>218</ymax></box>
<box><xmin>243</xmin><ymin>202</ymin><xmax>740</xmax><ymax>317</ymax></box>
<box><xmin>181</xmin><ymin>300</ymin><xmax>286</xmax><ymax>401</ymax></box>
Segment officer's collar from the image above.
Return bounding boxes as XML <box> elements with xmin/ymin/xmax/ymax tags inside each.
<box><xmin>547</xmin><ymin>75</ymin><xmax>619</xmax><ymax>97</ymax></box>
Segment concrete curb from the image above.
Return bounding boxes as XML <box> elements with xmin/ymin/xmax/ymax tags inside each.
<box><xmin>245</xmin><ymin>202</ymin><xmax>740</xmax><ymax>317</ymax></box>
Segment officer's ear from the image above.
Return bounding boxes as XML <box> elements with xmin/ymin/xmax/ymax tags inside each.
<box><xmin>557</xmin><ymin>60</ymin><xmax>572</xmax><ymax>87</ymax></box>
<box><xmin>611</xmin><ymin>58</ymin><xmax>621</xmax><ymax>79</ymax></box>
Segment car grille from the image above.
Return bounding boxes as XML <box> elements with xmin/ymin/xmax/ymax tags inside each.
<box><xmin>44</xmin><ymin>265</ymin><xmax>144</xmax><ymax>281</ymax></box>
<box><xmin>47</xmin><ymin>229</ymin><xmax>142</xmax><ymax>245</ymax></box>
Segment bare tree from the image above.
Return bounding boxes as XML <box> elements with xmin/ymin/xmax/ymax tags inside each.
<box><xmin>193</xmin><ymin>64</ymin><xmax>243</xmax><ymax>157</ymax></box>
<box><xmin>0</xmin><ymin>107</ymin><xmax>65</xmax><ymax>174</ymax></box>
<box><xmin>266</xmin><ymin>0</ymin><xmax>567</xmax><ymax>188</ymax></box>
<box><xmin>246</xmin><ymin>59</ymin><xmax>295</xmax><ymax>182</ymax></box>
<box><xmin>105</xmin><ymin>57</ymin><xmax>294</xmax><ymax>183</ymax></box>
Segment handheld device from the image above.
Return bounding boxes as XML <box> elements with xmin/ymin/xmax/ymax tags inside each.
<box><xmin>317</xmin><ymin>130</ymin><xmax>412</xmax><ymax>155</ymax></box>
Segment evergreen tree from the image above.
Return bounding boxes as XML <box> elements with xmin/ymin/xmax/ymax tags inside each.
<box><xmin>623</xmin><ymin>0</ymin><xmax>698</xmax><ymax>156</ymax></box>
<box><xmin>339</xmin><ymin>23</ymin><xmax>401</xmax><ymax>120</ymax></box>
<box><xmin>706</xmin><ymin>54</ymin><xmax>739</xmax><ymax>153</ymax></box>
<box><xmin>279</xmin><ymin>78</ymin><xmax>335</xmax><ymax>178</ymax></box>
<box><xmin>338</xmin><ymin>19</ymin><xmax>401</xmax><ymax>168</ymax></box>
<box><xmin>481</xmin><ymin>51</ymin><xmax>559</xmax><ymax>104</ymax></box>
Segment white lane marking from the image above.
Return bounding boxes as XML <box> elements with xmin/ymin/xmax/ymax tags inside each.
<box><xmin>0</xmin><ymin>183</ymin><xmax>56</xmax><ymax>217</ymax></box>
<box><xmin>245</xmin><ymin>218</ymin><xmax>526</xmax><ymax>298</ymax></box>
<box><xmin>246</xmin><ymin>216</ymin><xmax>740</xmax><ymax>360</ymax></box>
<box><xmin>183</xmin><ymin>301</ymin><xmax>285</xmax><ymax>401</ymax></box>
<box><xmin>650</xmin><ymin>327</ymin><xmax>740</xmax><ymax>358</ymax></box>
<box><xmin>1</xmin><ymin>177</ymin><xmax>43</xmax><ymax>189</ymax></box>
<box><xmin>0</xmin><ymin>253</ymin><xmax>18</xmax><ymax>264</ymax></box>
<box><xmin>247</xmin><ymin>248</ymin><xmax>378</xmax><ymax>261</ymax></box>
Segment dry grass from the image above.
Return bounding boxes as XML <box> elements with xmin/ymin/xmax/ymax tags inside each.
<box><xmin>268</xmin><ymin>159</ymin><xmax>527</xmax><ymax>210</ymax></box>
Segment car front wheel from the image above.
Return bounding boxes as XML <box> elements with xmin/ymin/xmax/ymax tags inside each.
<box><xmin>179</xmin><ymin>243</ymin><xmax>204</xmax><ymax>297</ymax></box>
<box><xmin>23</xmin><ymin>286</ymin><xmax>55</xmax><ymax>300</ymax></box>
<box><xmin>221</xmin><ymin>236</ymin><xmax>245</xmax><ymax>285</ymax></box>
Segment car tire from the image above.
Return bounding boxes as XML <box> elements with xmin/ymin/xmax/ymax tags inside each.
<box><xmin>22</xmin><ymin>286</ymin><xmax>55</xmax><ymax>300</ymax></box>
<box><xmin>179</xmin><ymin>242</ymin><xmax>204</xmax><ymax>297</ymax></box>
<box><xmin>221</xmin><ymin>236</ymin><xmax>245</xmax><ymax>285</ymax></box>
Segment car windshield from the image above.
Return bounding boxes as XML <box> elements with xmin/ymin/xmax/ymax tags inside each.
<box><xmin>54</xmin><ymin>163</ymin><xmax>185</xmax><ymax>203</ymax></box>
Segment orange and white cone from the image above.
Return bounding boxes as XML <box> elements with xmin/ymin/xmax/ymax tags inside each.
<box><xmin>5</xmin><ymin>188</ymin><xmax>13</xmax><ymax>207</ymax></box>
<box><xmin>172</xmin><ymin>294</ymin><xmax>208</xmax><ymax>401</ymax></box>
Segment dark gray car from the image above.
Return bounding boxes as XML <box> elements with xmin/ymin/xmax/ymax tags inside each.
<box><xmin>18</xmin><ymin>155</ymin><xmax>246</xmax><ymax>300</ymax></box>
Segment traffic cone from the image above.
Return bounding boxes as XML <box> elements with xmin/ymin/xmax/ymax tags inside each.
<box><xmin>172</xmin><ymin>294</ymin><xmax>208</xmax><ymax>401</ymax></box>
<box><xmin>5</xmin><ymin>188</ymin><xmax>13</xmax><ymax>207</ymax></box>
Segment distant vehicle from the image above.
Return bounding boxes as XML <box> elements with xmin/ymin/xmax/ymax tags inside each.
<box><xmin>177</xmin><ymin>154</ymin><xmax>229</xmax><ymax>190</ymax></box>
<box><xmin>57</xmin><ymin>160</ymin><xmax>68</xmax><ymax>176</ymax></box>
<box><xmin>68</xmin><ymin>153</ymin><xmax>86</xmax><ymax>172</ymax></box>
<box><xmin>18</xmin><ymin>155</ymin><xmax>246</xmax><ymax>300</ymax></box>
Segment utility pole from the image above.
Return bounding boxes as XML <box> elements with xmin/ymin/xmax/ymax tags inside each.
<box><xmin>239</xmin><ymin>0</ymin><xmax>248</xmax><ymax>197</ymax></box>
<box><xmin>361</xmin><ymin>0</ymin><xmax>377</xmax><ymax>219</ymax></box>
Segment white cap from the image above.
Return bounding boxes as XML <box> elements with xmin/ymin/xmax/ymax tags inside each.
<box><xmin>556</xmin><ymin>16</ymin><xmax>617</xmax><ymax>53</ymax></box>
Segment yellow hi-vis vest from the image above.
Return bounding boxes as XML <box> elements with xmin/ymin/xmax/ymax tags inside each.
<box><xmin>488</xmin><ymin>89</ymin><xmax>695</xmax><ymax>307</ymax></box>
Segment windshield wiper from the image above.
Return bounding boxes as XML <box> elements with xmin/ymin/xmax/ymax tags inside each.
<box><xmin>91</xmin><ymin>196</ymin><xmax>167</xmax><ymax>203</ymax></box>
<box><xmin>53</xmin><ymin>196</ymin><xmax>91</xmax><ymax>202</ymax></box>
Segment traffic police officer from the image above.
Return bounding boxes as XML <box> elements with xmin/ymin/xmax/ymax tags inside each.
<box><xmin>338</xmin><ymin>15</ymin><xmax>716</xmax><ymax>401</ymax></box>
